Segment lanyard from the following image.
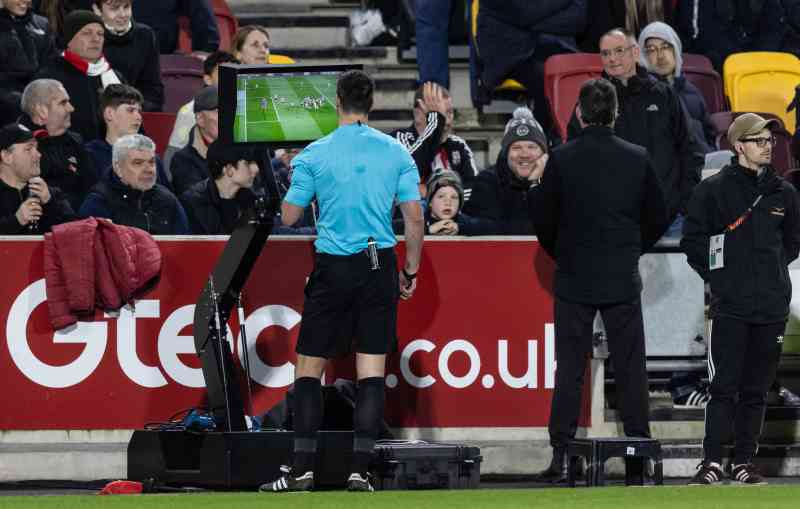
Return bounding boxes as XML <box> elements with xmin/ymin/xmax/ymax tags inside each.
<box><xmin>725</xmin><ymin>194</ymin><xmax>762</xmax><ymax>232</ymax></box>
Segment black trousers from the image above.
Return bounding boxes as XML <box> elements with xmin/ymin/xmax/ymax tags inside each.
<box><xmin>549</xmin><ymin>296</ymin><xmax>651</xmax><ymax>449</ymax></box>
<box><xmin>704</xmin><ymin>316</ymin><xmax>784</xmax><ymax>464</ymax></box>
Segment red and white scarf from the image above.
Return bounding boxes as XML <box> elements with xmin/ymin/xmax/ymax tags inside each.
<box><xmin>62</xmin><ymin>50</ymin><xmax>121</xmax><ymax>89</ymax></box>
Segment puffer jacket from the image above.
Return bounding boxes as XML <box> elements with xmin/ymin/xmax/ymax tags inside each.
<box><xmin>43</xmin><ymin>217</ymin><xmax>162</xmax><ymax>330</ymax></box>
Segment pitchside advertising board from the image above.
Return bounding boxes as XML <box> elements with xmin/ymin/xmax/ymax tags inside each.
<box><xmin>0</xmin><ymin>238</ymin><xmax>590</xmax><ymax>430</ymax></box>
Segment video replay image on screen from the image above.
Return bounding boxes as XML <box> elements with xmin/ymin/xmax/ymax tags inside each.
<box><xmin>232</xmin><ymin>69</ymin><xmax>341</xmax><ymax>144</ymax></box>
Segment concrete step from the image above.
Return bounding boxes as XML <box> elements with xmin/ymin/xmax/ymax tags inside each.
<box><xmin>238</xmin><ymin>14</ymin><xmax>350</xmax><ymax>48</ymax></box>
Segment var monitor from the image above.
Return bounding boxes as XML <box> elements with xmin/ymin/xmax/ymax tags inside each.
<box><xmin>218</xmin><ymin>63</ymin><xmax>363</xmax><ymax>148</ymax></box>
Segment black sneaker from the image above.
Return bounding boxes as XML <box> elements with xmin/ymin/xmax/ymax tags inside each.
<box><xmin>259</xmin><ymin>470</ymin><xmax>314</xmax><ymax>492</ymax></box>
<box><xmin>346</xmin><ymin>472</ymin><xmax>374</xmax><ymax>492</ymax></box>
<box><xmin>730</xmin><ymin>463</ymin><xmax>767</xmax><ymax>485</ymax></box>
<box><xmin>688</xmin><ymin>461</ymin><xmax>724</xmax><ymax>485</ymax></box>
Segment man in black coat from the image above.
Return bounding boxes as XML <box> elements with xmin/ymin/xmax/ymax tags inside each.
<box><xmin>170</xmin><ymin>86</ymin><xmax>217</xmax><ymax>196</ymax></box>
<box><xmin>682</xmin><ymin>113</ymin><xmax>800</xmax><ymax>485</ymax></box>
<box><xmin>532</xmin><ymin>78</ymin><xmax>669</xmax><ymax>482</ymax></box>
<box><xmin>132</xmin><ymin>0</ymin><xmax>219</xmax><ymax>55</ymax></box>
<box><xmin>92</xmin><ymin>0</ymin><xmax>163</xmax><ymax>112</ymax></box>
<box><xmin>18</xmin><ymin>78</ymin><xmax>97</xmax><ymax>211</ymax></box>
<box><xmin>0</xmin><ymin>123</ymin><xmax>75</xmax><ymax>234</ymax></box>
<box><xmin>0</xmin><ymin>0</ymin><xmax>55</xmax><ymax>124</ymax></box>
<box><xmin>35</xmin><ymin>10</ymin><xmax>124</xmax><ymax>142</ymax></box>
<box><xmin>179</xmin><ymin>140</ymin><xmax>259</xmax><ymax>235</ymax></box>
<box><xmin>567</xmin><ymin>28</ymin><xmax>704</xmax><ymax>236</ymax></box>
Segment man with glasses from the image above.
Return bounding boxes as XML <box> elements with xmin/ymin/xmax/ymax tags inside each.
<box><xmin>682</xmin><ymin>113</ymin><xmax>800</xmax><ymax>485</ymax></box>
<box><xmin>638</xmin><ymin>21</ymin><xmax>715</xmax><ymax>152</ymax></box>
<box><xmin>568</xmin><ymin>27</ymin><xmax>704</xmax><ymax>238</ymax></box>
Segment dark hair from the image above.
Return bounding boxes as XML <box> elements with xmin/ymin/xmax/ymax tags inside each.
<box><xmin>207</xmin><ymin>143</ymin><xmax>258</xmax><ymax>180</ymax></box>
<box><xmin>203</xmin><ymin>51</ymin><xmax>238</xmax><ymax>77</ymax></box>
<box><xmin>336</xmin><ymin>70</ymin><xmax>373</xmax><ymax>115</ymax></box>
<box><xmin>578</xmin><ymin>78</ymin><xmax>618</xmax><ymax>127</ymax></box>
<box><xmin>92</xmin><ymin>0</ymin><xmax>131</xmax><ymax>9</ymax></box>
<box><xmin>412</xmin><ymin>83</ymin><xmax>451</xmax><ymax>108</ymax></box>
<box><xmin>100</xmin><ymin>84</ymin><xmax>143</xmax><ymax>113</ymax></box>
<box><xmin>231</xmin><ymin>25</ymin><xmax>270</xmax><ymax>54</ymax></box>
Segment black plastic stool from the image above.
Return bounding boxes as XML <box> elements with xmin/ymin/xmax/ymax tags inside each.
<box><xmin>567</xmin><ymin>437</ymin><xmax>663</xmax><ymax>486</ymax></box>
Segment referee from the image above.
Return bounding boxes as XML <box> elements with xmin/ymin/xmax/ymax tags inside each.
<box><xmin>260</xmin><ymin>70</ymin><xmax>424</xmax><ymax>493</ymax></box>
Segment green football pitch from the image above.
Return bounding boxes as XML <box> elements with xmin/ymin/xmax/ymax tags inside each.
<box><xmin>5</xmin><ymin>486</ymin><xmax>800</xmax><ymax>509</ymax></box>
<box><xmin>234</xmin><ymin>75</ymin><xmax>338</xmax><ymax>143</ymax></box>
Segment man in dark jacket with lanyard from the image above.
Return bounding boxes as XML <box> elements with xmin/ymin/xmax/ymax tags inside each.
<box><xmin>533</xmin><ymin>78</ymin><xmax>669</xmax><ymax>482</ymax></box>
<box><xmin>682</xmin><ymin>113</ymin><xmax>800</xmax><ymax>485</ymax></box>
<box><xmin>568</xmin><ymin>28</ymin><xmax>704</xmax><ymax>236</ymax></box>
<box><xmin>260</xmin><ymin>70</ymin><xmax>424</xmax><ymax>493</ymax></box>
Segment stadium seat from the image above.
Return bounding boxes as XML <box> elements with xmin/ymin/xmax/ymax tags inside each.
<box><xmin>682</xmin><ymin>53</ymin><xmax>726</xmax><ymax>114</ymax></box>
<box><xmin>177</xmin><ymin>0</ymin><xmax>239</xmax><ymax>54</ymax></box>
<box><xmin>784</xmin><ymin>168</ymin><xmax>800</xmax><ymax>188</ymax></box>
<box><xmin>141</xmin><ymin>112</ymin><xmax>177</xmax><ymax>158</ymax></box>
<box><xmin>159</xmin><ymin>54</ymin><xmax>205</xmax><ymax>113</ymax></box>
<box><xmin>543</xmin><ymin>53</ymin><xmax>604</xmax><ymax>142</ymax></box>
<box><xmin>268</xmin><ymin>54</ymin><xmax>296</xmax><ymax>64</ymax></box>
<box><xmin>723</xmin><ymin>52</ymin><xmax>800</xmax><ymax>133</ymax></box>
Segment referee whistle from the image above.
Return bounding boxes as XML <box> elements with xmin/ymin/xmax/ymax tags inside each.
<box><xmin>367</xmin><ymin>237</ymin><xmax>380</xmax><ymax>271</ymax></box>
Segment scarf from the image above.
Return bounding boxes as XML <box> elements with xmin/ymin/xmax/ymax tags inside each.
<box><xmin>62</xmin><ymin>50</ymin><xmax>121</xmax><ymax>89</ymax></box>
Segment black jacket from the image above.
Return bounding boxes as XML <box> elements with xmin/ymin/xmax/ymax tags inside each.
<box><xmin>180</xmin><ymin>178</ymin><xmax>256</xmax><ymax>235</ymax></box>
<box><xmin>461</xmin><ymin>150</ymin><xmax>537</xmax><ymax>235</ymax></box>
<box><xmin>170</xmin><ymin>127</ymin><xmax>209</xmax><ymax>196</ymax></box>
<box><xmin>104</xmin><ymin>23</ymin><xmax>163</xmax><ymax>112</ymax></box>
<box><xmin>568</xmin><ymin>67</ymin><xmax>704</xmax><ymax>220</ymax></box>
<box><xmin>19</xmin><ymin>114</ymin><xmax>97</xmax><ymax>211</ymax></box>
<box><xmin>476</xmin><ymin>0</ymin><xmax>586</xmax><ymax>91</ymax></box>
<box><xmin>132</xmin><ymin>0</ymin><xmax>219</xmax><ymax>54</ymax></box>
<box><xmin>0</xmin><ymin>177</ymin><xmax>75</xmax><ymax>234</ymax></box>
<box><xmin>35</xmin><ymin>56</ymin><xmax>125</xmax><ymax>142</ymax></box>
<box><xmin>673</xmin><ymin>76</ymin><xmax>715</xmax><ymax>153</ymax></box>
<box><xmin>682</xmin><ymin>161</ymin><xmax>800</xmax><ymax>323</ymax></box>
<box><xmin>533</xmin><ymin>125</ymin><xmax>669</xmax><ymax>304</ymax></box>
<box><xmin>391</xmin><ymin>112</ymin><xmax>479</xmax><ymax>191</ymax></box>
<box><xmin>79</xmin><ymin>171</ymin><xmax>189</xmax><ymax>234</ymax></box>
<box><xmin>675</xmin><ymin>0</ymin><xmax>786</xmax><ymax>72</ymax></box>
<box><xmin>0</xmin><ymin>8</ymin><xmax>54</xmax><ymax>122</ymax></box>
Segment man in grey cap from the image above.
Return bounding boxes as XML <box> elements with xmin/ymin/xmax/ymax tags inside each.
<box><xmin>682</xmin><ymin>113</ymin><xmax>800</xmax><ymax>485</ymax></box>
<box><xmin>169</xmin><ymin>86</ymin><xmax>219</xmax><ymax>196</ymax></box>
<box><xmin>0</xmin><ymin>123</ymin><xmax>74</xmax><ymax>234</ymax></box>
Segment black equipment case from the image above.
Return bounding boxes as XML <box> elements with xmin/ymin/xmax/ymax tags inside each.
<box><xmin>127</xmin><ymin>430</ymin><xmax>481</xmax><ymax>490</ymax></box>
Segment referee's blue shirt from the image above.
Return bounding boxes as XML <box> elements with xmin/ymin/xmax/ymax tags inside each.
<box><xmin>285</xmin><ymin>122</ymin><xmax>421</xmax><ymax>255</ymax></box>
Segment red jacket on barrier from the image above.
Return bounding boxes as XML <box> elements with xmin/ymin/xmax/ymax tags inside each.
<box><xmin>43</xmin><ymin>217</ymin><xmax>162</xmax><ymax>330</ymax></box>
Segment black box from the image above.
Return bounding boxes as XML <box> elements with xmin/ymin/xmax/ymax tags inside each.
<box><xmin>373</xmin><ymin>440</ymin><xmax>482</xmax><ymax>490</ymax></box>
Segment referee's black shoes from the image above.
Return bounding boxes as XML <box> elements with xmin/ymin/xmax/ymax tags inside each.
<box><xmin>259</xmin><ymin>470</ymin><xmax>314</xmax><ymax>493</ymax></box>
<box><xmin>688</xmin><ymin>461</ymin><xmax>724</xmax><ymax>485</ymax></box>
<box><xmin>730</xmin><ymin>463</ymin><xmax>767</xmax><ymax>485</ymax></box>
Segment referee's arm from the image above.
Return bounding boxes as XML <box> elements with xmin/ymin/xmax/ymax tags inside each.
<box><xmin>398</xmin><ymin>199</ymin><xmax>424</xmax><ymax>298</ymax></box>
<box><xmin>281</xmin><ymin>202</ymin><xmax>305</xmax><ymax>226</ymax></box>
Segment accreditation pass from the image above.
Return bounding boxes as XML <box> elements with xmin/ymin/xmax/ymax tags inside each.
<box><xmin>709</xmin><ymin>233</ymin><xmax>724</xmax><ymax>270</ymax></box>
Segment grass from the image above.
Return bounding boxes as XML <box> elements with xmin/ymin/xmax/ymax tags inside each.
<box><xmin>4</xmin><ymin>486</ymin><xmax>800</xmax><ymax>509</ymax></box>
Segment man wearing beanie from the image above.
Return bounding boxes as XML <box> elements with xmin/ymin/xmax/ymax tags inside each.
<box><xmin>179</xmin><ymin>141</ymin><xmax>260</xmax><ymax>235</ymax></box>
<box><xmin>36</xmin><ymin>9</ymin><xmax>124</xmax><ymax>142</ymax></box>
<box><xmin>532</xmin><ymin>78</ymin><xmax>668</xmax><ymax>483</ymax></box>
<box><xmin>682</xmin><ymin>113</ymin><xmax>800</xmax><ymax>485</ymax></box>
<box><xmin>463</xmin><ymin>106</ymin><xmax>548</xmax><ymax>235</ymax></box>
<box><xmin>638</xmin><ymin>21</ymin><xmax>714</xmax><ymax>152</ymax></box>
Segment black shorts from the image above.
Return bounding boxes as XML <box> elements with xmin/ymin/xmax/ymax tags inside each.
<box><xmin>296</xmin><ymin>247</ymin><xmax>400</xmax><ymax>358</ymax></box>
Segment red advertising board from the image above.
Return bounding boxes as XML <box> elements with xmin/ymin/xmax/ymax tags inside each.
<box><xmin>0</xmin><ymin>238</ymin><xmax>590</xmax><ymax>429</ymax></box>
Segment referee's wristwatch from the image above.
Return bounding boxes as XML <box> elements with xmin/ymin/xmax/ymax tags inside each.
<box><xmin>402</xmin><ymin>268</ymin><xmax>417</xmax><ymax>281</ymax></box>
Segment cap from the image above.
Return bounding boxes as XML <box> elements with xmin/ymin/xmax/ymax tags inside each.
<box><xmin>727</xmin><ymin>113</ymin><xmax>779</xmax><ymax>146</ymax></box>
<box><xmin>194</xmin><ymin>86</ymin><xmax>219</xmax><ymax>113</ymax></box>
<box><xmin>63</xmin><ymin>10</ymin><xmax>103</xmax><ymax>47</ymax></box>
<box><xmin>501</xmin><ymin>107</ymin><xmax>548</xmax><ymax>153</ymax></box>
<box><xmin>0</xmin><ymin>124</ymin><xmax>34</xmax><ymax>152</ymax></box>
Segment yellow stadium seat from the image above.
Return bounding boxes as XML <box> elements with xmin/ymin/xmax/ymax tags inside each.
<box><xmin>723</xmin><ymin>52</ymin><xmax>800</xmax><ymax>133</ymax></box>
<box><xmin>267</xmin><ymin>54</ymin><xmax>296</xmax><ymax>64</ymax></box>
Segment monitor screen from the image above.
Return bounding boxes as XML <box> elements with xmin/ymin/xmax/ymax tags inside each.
<box><xmin>218</xmin><ymin>63</ymin><xmax>363</xmax><ymax>147</ymax></box>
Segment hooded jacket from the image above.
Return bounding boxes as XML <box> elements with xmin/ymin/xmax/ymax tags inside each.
<box><xmin>638</xmin><ymin>21</ymin><xmax>715</xmax><ymax>152</ymax></box>
<box><xmin>682</xmin><ymin>160</ymin><xmax>800</xmax><ymax>323</ymax></box>
<box><xmin>103</xmin><ymin>22</ymin><xmax>163</xmax><ymax>112</ymax></box>
<box><xmin>568</xmin><ymin>66</ymin><xmax>704</xmax><ymax>220</ymax></box>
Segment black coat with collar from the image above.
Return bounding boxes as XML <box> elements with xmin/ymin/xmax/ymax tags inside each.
<box><xmin>179</xmin><ymin>178</ymin><xmax>256</xmax><ymax>235</ymax></box>
<box><xmin>532</xmin><ymin>125</ymin><xmax>669</xmax><ymax>304</ymax></box>
<box><xmin>0</xmin><ymin>177</ymin><xmax>75</xmax><ymax>235</ymax></box>
<box><xmin>682</xmin><ymin>161</ymin><xmax>800</xmax><ymax>323</ymax></box>
<box><xmin>568</xmin><ymin>66</ymin><xmax>704</xmax><ymax>220</ymax></box>
<box><xmin>103</xmin><ymin>22</ymin><xmax>163</xmax><ymax>112</ymax></box>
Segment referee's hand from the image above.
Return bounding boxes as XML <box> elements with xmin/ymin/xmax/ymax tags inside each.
<box><xmin>399</xmin><ymin>271</ymin><xmax>417</xmax><ymax>300</ymax></box>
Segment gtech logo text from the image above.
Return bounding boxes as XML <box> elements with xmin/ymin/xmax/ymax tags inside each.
<box><xmin>7</xmin><ymin>279</ymin><xmax>556</xmax><ymax>391</ymax></box>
